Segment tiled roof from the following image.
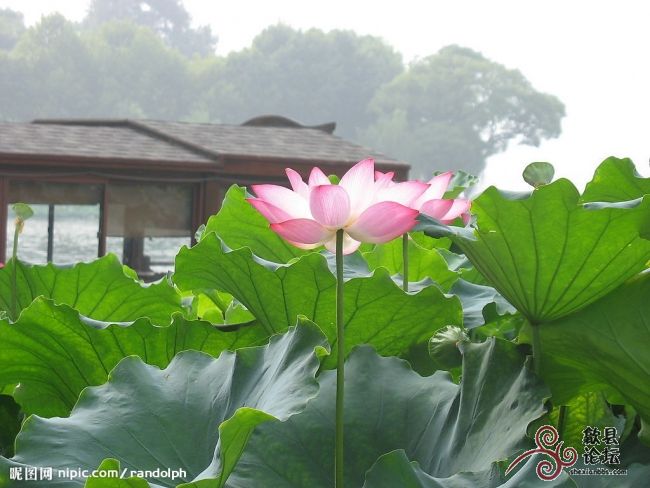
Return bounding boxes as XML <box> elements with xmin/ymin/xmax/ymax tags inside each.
<box><xmin>0</xmin><ymin>117</ymin><xmax>406</xmax><ymax>167</ymax></box>
<box><xmin>0</xmin><ymin>122</ymin><xmax>214</xmax><ymax>163</ymax></box>
<box><xmin>137</xmin><ymin>119</ymin><xmax>403</xmax><ymax>166</ymax></box>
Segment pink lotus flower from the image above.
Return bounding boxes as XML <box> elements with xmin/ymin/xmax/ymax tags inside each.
<box><xmin>247</xmin><ymin>159</ymin><xmax>426</xmax><ymax>254</ymax></box>
<box><xmin>376</xmin><ymin>170</ymin><xmax>471</xmax><ymax>225</ymax></box>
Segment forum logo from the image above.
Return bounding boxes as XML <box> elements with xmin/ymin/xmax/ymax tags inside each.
<box><xmin>505</xmin><ymin>425</ymin><xmax>578</xmax><ymax>481</ymax></box>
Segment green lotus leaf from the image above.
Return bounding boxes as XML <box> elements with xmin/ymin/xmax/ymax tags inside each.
<box><xmin>226</xmin><ymin>338</ymin><xmax>549</xmax><ymax>487</ymax></box>
<box><xmin>0</xmin><ymin>255</ymin><xmax>184</xmax><ymax>323</ymax></box>
<box><xmin>583</xmin><ymin>157</ymin><xmax>650</xmax><ymax>202</ymax></box>
<box><xmin>0</xmin><ymin>396</ymin><xmax>21</xmax><ymax>457</ymax></box>
<box><xmin>174</xmin><ymin>234</ymin><xmax>461</xmax><ymax>367</ymax></box>
<box><xmin>449</xmin><ymin>279</ymin><xmax>516</xmax><ymax>328</ymax></box>
<box><xmin>203</xmin><ymin>185</ymin><xmax>309</xmax><ymax>263</ymax></box>
<box><xmin>0</xmin><ymin>298</ymin><xmax>269</xmax><ymax>418</ymax></box>
<box><xmin>323</xmin><ymin>251</ymin><xmax>375</xmax><ymax>281</ymax></box>
<box><xmin>428</xmin><ymin>325</ymin><xmax>468</xmax><ymax>371</ymax></box>
<box><xmin>363</xmin><ymin>236</ymin><xmax>458</xmax><ymax>290</ymax></box>
<box><xmin>0</xmin><ymin>323</ymin><xmax>326</xmax><ymax>488</ymax></box>
<box><xmin>538</xmin><ymin>272</ymin><xmax>650</xmax><ymax>443</ymax></box>
<box><xmin>523</xmin><ymin>162</ymin><xmax>555</xmax><ymax>188</ymax></box>
<box><xmin>85</xmin><ymin>459</ymin><xmax>149</xmax><ymax>487</ymax></box>
<box><xmin>436</xmin><ymin>249</ymin><xmax>491</xmax><ymax>286</ymax></box>
<box><xmin>361</xmin><ymin>450</ymin><xmax>575</xmax><ymax>488</ymax></box>
<box><xmin>418</xmin><ymin>179</ymin><xmax>650</xmax><ymax>323</ymax></box>
<box><xmin>547</xmin><ymin>392</ymin><xmax>624</xmax><ymax>456</ymax></box>
<box><xmin>191</xmin><ymin>289</ymin><xmax>256</xmax><ymax>326</ymax></box>
<box><xmin>443</xmin><ymin>170</ymin><xmax>478</xmax><ymax>199</ymax></box>
<box><xmin>11</xmin><ymin>203</ymin><xmax>33</xmax><ymax>221</ymax></box>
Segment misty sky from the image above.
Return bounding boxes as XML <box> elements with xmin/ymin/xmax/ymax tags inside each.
<box><xmin>2</xmin><ymin>0</ymin><xmax>649</xmax><ymax>190</ymax></box>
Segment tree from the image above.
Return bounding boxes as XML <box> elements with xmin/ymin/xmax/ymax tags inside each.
<box><xmin>9</xmin><ymin>14</ymin><xmax>100</xmax><ymax>119</ymax></box>
<box><xmin>360</xmin><ymin>45</ymin><xmax>565</xmax><ymax>176</ymax></box>
<box><xmin>205</xmin><ymin>24</ymin><xmax>404</xmax><ymax>138</ymax></box>
<box><xmin>86</xmin><ymin>20</ymin><xmax>194</xmax><ymax>119</ymax></box>
<box><xmin>0</xmin><ymin>53</ymin><xmax>32</xmax><ymax>120</ymax></box>
<box><xmin>84</xmin><ymin>0</ymin><xmax>216</xmax><ymax>57</ymax></box>
<box><xmin>0</xmin><ymin>8</ymin><xmax>25</xmax><ymax>51</ymax></box>
<box><xmin>0</xmin><ymin>13</ymin><xmax>196</xmax><ymax>122</ymax></box>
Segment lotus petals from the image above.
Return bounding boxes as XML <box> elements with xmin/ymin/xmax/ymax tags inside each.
<box><xmin>285</xmin><ymin>168</ymin><xmax>309</xmax><ymax>198</ymax></box>
<box><xmin>323</xmin><ymin>233</ymin><xmax>362</xmax><ymax>255</ymax></box>
<box><xmin>378</xmin><ymin>181</ymin><xmax>429</xmax><ymax>206</ymax></box>
<box><xmin>287</xmin><ymin>240</ymin><xmax>322</xmax><ymax>250</ymax></box>
<box><xmin>340</xmin><ymin>158</ymin><xmax>375</xmax><ymax>216</ymax></box>
<box><xmin>420</xmin><ymin>199</ymin><xmax>455</xmax><ymax>220</ymax></box>
<box><xmin>310</xmin><ymin>185</ymin><xmax>351</xmax><ymax>228</ymax></box>
<box><xmin>248</xmin><ymin>159</ymin><xmax>469</xmax><ymax>253</ymax></box>
<box><xmin>374</xmin><ymin>170</ymin><xmax>394</xmax><ymax>181</ymax></box>
<box><xmin>308</xmin><ymin>167</ymin><xmax>330</xmax><ymax>187</ymax></box>
<box><xmin>270</xmin><ymin>219</ymin><xmax>333</xmax><ymax>245</ymax></box>
<box><xmin>374</xmin><ymin>171</ymin><xmax>395</xmax><ymax>190</ymax></box>
<box><xmin>246</xmin><ymin>198</ymin><xmax>292</xmax><ymax>224</ymax></box>
<box><xmin>250</xmin><ymin>184</ymin><xmax>310</xmax><ymax>219</ymax></box>
<box><xmin>413</xmin><ymin>171</ymin><xmax>454</xmax><ymax>207</ymax></box>
<box><xmin>347</xmin><ymin>201</ymin><xmax>419</xmax><ymax>243</ymax></box>
<box><xmin>439</xmin><ymin>199</ymin><xmax>472</xmax><ymax>223</ymax></box>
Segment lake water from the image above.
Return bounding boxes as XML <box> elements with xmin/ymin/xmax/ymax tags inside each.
<box><xmin>5</xmin><ymin>205</ymin><xmax>189</xmax><ymax>273</ymax></box>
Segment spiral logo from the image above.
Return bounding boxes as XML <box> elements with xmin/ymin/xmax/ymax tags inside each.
<box><xmin>505</xmin><ymin>425</ymin><xmax>578</xmax><ymax>481</ymax></box>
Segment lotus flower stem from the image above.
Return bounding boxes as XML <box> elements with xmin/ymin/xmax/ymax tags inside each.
<box><xmin>530</xmin><ymin>321</ymin><xmax>541</xmax><ymax>375</ymax></box>
<box><xmin>10</xmin><ymin>219</ymin><xmax>21</xmax><ymax>321</ymax></box>
<box><xmin>557</xmin><ymin>405</ymin><xmax>569</xmax><ymax>440</ymax></box>
<box><xmin>335</xmin><ymin>229</ymin><xmax>345</xmax><ymax>488</ymax></box>
<box><xmin>531</xmin><ymin>322</ymin><xmax>569</xmax><ymax>440</ymax></box>
<box><xmin>402</xmin><ymin>233</ymin><xmax>409</xmax><ymax>292</ymax></box>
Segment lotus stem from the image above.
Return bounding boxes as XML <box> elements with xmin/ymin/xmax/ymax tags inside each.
<box><xmin>335</xmin><ymin>229</ymin><xmax>345</xmax><ymax>488</ymax></box>
<box><xmin>10</xmin><ymin>219</ymin><xmax>21</xmax><ymax>321</ymax></box>
<box><xmin>402</xmin><ymin>233</ymin><xmax>409</xmax><ymax>292</ymax></box>
<box><xmin>557</xmin><ymin>405</ymin><xmax>569</xmax><ymax>440</ymax></box>
<box><xmin>531</xmin><ymin>321</ymin><xmax>542</xmax><ymax>376</ymax></box>
<box><xmin>530</xmin><ymin>321</ymin><xmax>568</xmax><ymax>439</ymax></box>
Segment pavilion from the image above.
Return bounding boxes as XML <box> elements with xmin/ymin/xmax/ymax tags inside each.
<box><xmin>0</xmin><ymin>116</ymin><xmax>408</xmax><ymax>276</ymax></box>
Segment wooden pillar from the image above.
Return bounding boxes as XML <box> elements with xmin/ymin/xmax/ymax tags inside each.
<box><xmin>202</xmin><ymin>180</ymin><xmax>223</xmax><ymax>224</ymax></box>
<box><xmin>97</xmin><ymin>183</ymin><xmax>108</xmax><ymax>257</ymax></box>
<box><xmin>0</xmin><ymin>177</ymin><xmax>7</xmax><ymax>262</ymax></box>
<box><xmin>46</xmin><ymin>204</ymin><xmax>54</xmax><ymax>262</ymax></box>
<box><xmin>191</xmin><ymin>182</ymin><xmax>205</xmax><ymax>245</ymax></box>
<box><xmin>123</xmin><ymin>236</ymin><xmax>148</xmax><ymax>273</ymax></box>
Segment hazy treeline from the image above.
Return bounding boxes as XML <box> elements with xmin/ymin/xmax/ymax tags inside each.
<box><xmin>0</xmin><ymin>0</ymin><xmax>565</xmax><ymax>175</ymax></box>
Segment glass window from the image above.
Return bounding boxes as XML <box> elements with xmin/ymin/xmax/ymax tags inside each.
<box><xmin>106</xmin><ymin>182</ymin><xmax>193</xmax><ymax>276</ymax></box>
<box><xmin>5</xmin><ymin>179</ymin><xmax>194</xmax><ymax>277</ymax></box>
<box><xmin>6</xmin><ymin>181</ymin><xmax>101</xmax><ymax>264</ymax></box>
<box><xmin>106</xmin><ymin>182</ymin><xmax>192</xmax><ymax>238</ymax></box>
<box><xmin>52</xmin><ymin>205</ymin><xmax>101</xmax><ymax>264</ymax></box>
<box><xmin>6</xmin><ymin>204</ymin><xmax>50</xmax><ymax>263</ymax></box>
